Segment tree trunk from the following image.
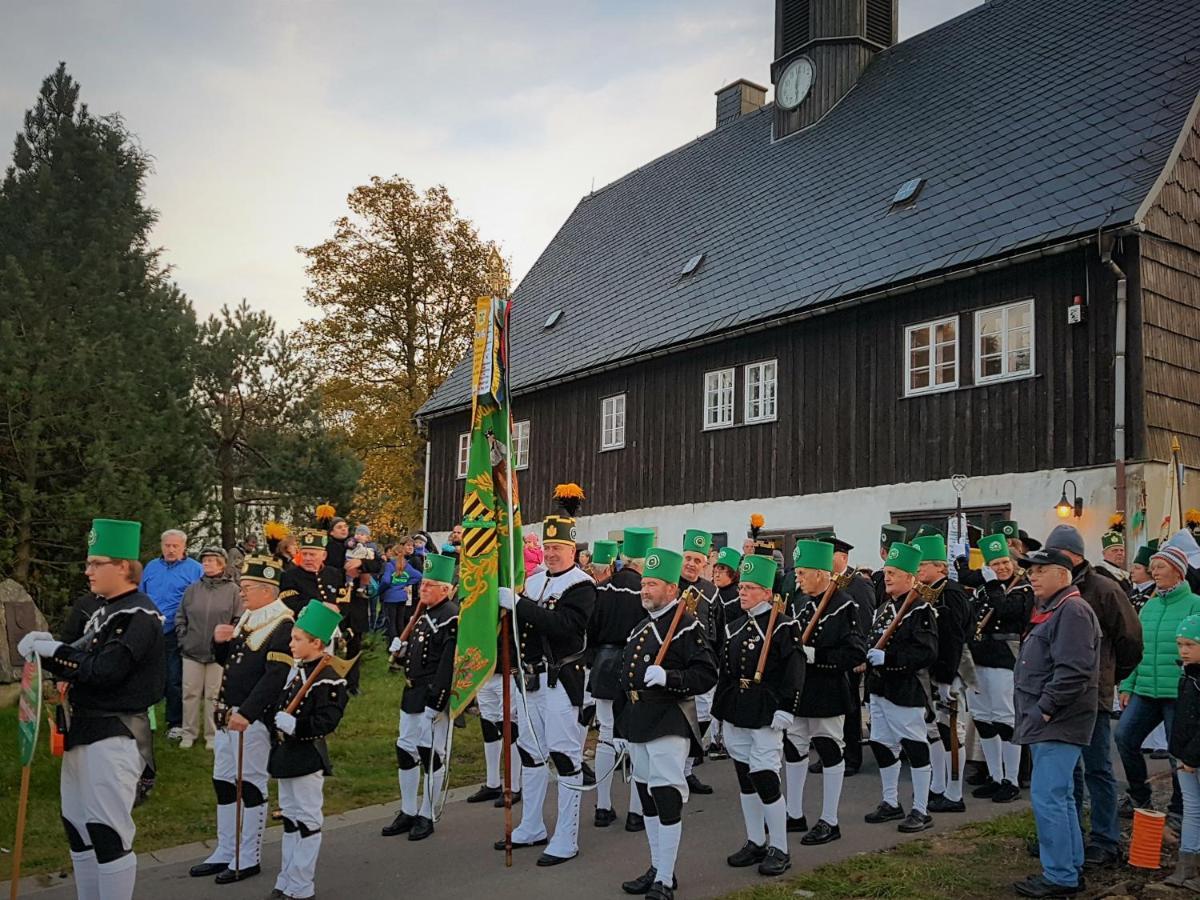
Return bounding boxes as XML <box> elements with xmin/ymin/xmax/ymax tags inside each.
<box><xmin>219</xmin><ymin>399</ymin><xmax>237</xmax><ymax>549</ymax></box>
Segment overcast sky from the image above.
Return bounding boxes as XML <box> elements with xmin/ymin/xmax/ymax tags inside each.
<box><xmin>1</xmin><ymin>0</ymin><xmax>980</xmax><ymax>327</ymax></box>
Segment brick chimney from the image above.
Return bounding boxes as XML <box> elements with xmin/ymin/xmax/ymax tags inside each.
<box><xmin>715</xmin><ymin>79</ymin><xmax>768</xmax><ymax>128</ymax></box>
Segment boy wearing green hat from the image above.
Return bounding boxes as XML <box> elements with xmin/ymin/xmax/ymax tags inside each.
<box><xmin>679</xmin><ymin>528</ymin><xmax>720</xmax><ymax>796</ymax></box>
<box><xmin>713</xmin><ymin>554</ymin><xmax>806</xmax><ymax>877</ymax></box>
<box><xmin>966</xmin><ymin>534</ymin><xmax>1036</xmax><ymax>804</ymax></box>
<box><xmin>269</xmin><ymin>600</ymin><xmax>348</xmax><ymax>900</ymax></box>
<box><xmin>613</xmin><ymin>547</ymin><xmax>718</xmax><ymax>898</ymax></box>
<box><xmin>864</xmin><ymin>542</ymin><xmax>939</xmax><ymax>834</ymax></box>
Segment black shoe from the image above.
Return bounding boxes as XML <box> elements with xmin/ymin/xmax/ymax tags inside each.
<box><xmin>708</xmin><ymin>742</ymin><xmax>729</xmax><ymax>761</ymax></box>
<box><xmin>645</xmin><ymin>881</ymin><xmax>674</xmax><ymax>900</ymax></box>
<box><xmin>1150</xmin><ymin>748</ymin><xmax>1170</xmax><ymax>760</ymax></box>
<box><xmin>1082</xmin><ymin>843</ymin><xmax>1119</xmax><ymax>869</ymax></box>
<box><xmin>727</xmin><ymin>841</ymin><xmax>768</xmax><ymax>868</ymax></box>
<box><xmin>1025</xmin><ymin>837</ymin><xmax>1041</xmax><ymax>858</ymax></box>
<box><xmin>494</xmin><ymin>791</ymin><xmax>521</xmax><ymax>809</ymax></box>
<box><xmin>865</xmin><ymin>802</ymin><xmax>905</xmax><ymax>823</ymax></box>
<box><xmin>407</xmin><ymin>815</ymin><xmax>434</xmax><ymax>841</ymax></box>
<box><xmin>686</xmin><ymin>773</ymin><xmax>713</xmax><ymax>795</ymax></box>
<box><xmin>467</xmin><ymin>784</ymin><xmax>502</xmax><ymax>803</ymax></box>
<box><xmin>625</xmin><ymin>812</ymin><xmax>645</xmax><ymax>832</ymax></box>
<box><xmin>800</xmin><ymin>819</ymin><xmax>841</xmax><ymax>845</ymax></box>
<box><xmin>595</xmin><ymin>807</ymin><xmax>617</xmax><ymax>827</ymax></box>
<box><xmin>381</xmin><ymin>811</ymin><xmax>414</xmax><ymax>836</ymax></box>
<box><xmin>808</xmin><ymin>760</ymin><xmax>823</xmax><ymax>774</ymax></box>
<box><xmin>454</xmin><ymin>714</ymin><xmax>466</xmax><ymax>729</ymax></box>
<box><xmin>963</xmin><ymin>761</ymin><xmax>990</xmax><ymax>786</ymax></box>
<box><xmin>188</xmin><ymin>862</ymin><xmax>228</xmax><ymax>878</ymax></box>
<box><xmin>758</xmin><ymin>847</ymin><xmax>791</xmax><ymax>877</ymax></box>
<box><xmin>621</xmin><ymin>868</ymin><xmax>678</xmax><ymax>895</ymax></box>
<box><xmin>786</xmin><ymin>815</ymin><xmax>808</xmax><ymax>833</ymax></box>
<box><xmin>1012</xmin><ymin>874</ymin><xmax>1080</xmax><ymax>897</ymax></box>
<box><xmin>582</xmin><ymin>762</ymin><xmax>596</xmax><ymax>786</ymax></box>
<box><xmin>536</xmin><ymin>851</ymin><xmax>577</xmax><ymax>867</ymax></box>
<box><xmin>992</xmin><ymin>780</ymin><xmax>1021</xmax><ymax>804</ymax></box>
<box><xmin>971</xmin><ymin>779</ymin><xmax>1001</xmax><ymax>799</ymax></box>
<box><xmin>897</xmin><ymin>811</ymin><xmax>933</xmax><ymax>833</ymax></box>
<box><xmin>214</xmin><ymin>864</ymin><xmax>260</xmax><ymax>884</ymax></box>
<box><xmin>493</xmin><ymin>837</ymin><xmax>548</xmax><ymax>851</ymax></box>
<box><xmin>927</xmin><ymin>795</ymin><xmax>965</xmax><ymax>813</ymax></box>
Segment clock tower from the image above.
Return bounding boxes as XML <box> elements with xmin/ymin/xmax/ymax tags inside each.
<box><xmin>772</xmin><ymin>0</ymin><xmax>897</xmax><ymax>140</ymax></box>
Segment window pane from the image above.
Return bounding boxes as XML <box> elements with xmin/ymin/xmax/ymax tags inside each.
<box><xmin>1009</xmin><ymin>349</ymin><xmax>1031</xmax><ymax>373</ymax></box>
<box><xmin>1010</xmin><ymin>326</ymin><xmax>1031</xmax><ymax>351</ymax></box>
<box><xmin>911</xmin><ymin>348</ymin><xmax>930</xmax><ymax>370</ymax></box>
<box><xmin>936</xmin><ymin>320</ymin><xmax>955</xmax><ymax>342</ymax></box>
<box><xmin>911</xmin><ymin>368</ymin><xmax>930</xmax><ymax>390</ymax></box>
<box><xmin>909</xmin><ymin>327</ymin><xmax>930</xmax><ymax>349</ymax></box>
<box><xmin>981</xmin><ymin>355</ymin><xmax>1002</xmax><ymax>378</ymax></box>
<box><xmin>979</xmin><ymin>334</ymin><xmax>1000</xmax><ymax>357</ymax></box>
<box><xmin>937</xmin><ymin>363</ymin><xmax>955</xmax><ymax>384</ymax></box>
<box><xmin>979</xmin><ymin>312</ymin><xmax>1001</xmax><ymax>336</ymax></box>
<box><xmin>1009</xmin><ymin>302</ymin><xmax>1031</xmax><ymax>329</ymax></box>
<box><xmin>936</xmin><ymin>344</ymin><xmax>955</xmax><ymax>365</ymax></box>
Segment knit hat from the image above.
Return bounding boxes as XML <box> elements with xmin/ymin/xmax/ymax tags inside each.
<box><xmin>1044</xmin><ymin>525</ymin><xmax>1085</xmax><ymax>558</ymax></box>
<box><xmin>199</xmin><ymin>545</ymin><xmax>227</xmax><ymax>562</ymax></box>
<box><xmin>1178</xmin><ymin>614</ymin><xmax>1200</xmax><ymax>643</ymax></box>
<box><xmin>1152</xmin><ymin>545</ymin><xmax>1190</xmax><ymax>579</ymax></box>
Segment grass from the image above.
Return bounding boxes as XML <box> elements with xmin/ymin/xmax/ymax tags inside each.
<box><xmin>0</xmin><ymin>634</ymin><xmax>486</xmax><ymax>882</ymax></box>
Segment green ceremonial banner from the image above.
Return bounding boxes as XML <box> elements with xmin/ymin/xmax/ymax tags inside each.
<box><xmin>18</xmin><ymin>656</ymin><xmax>42</xmax><ymax>766</ymax></box>
<box><xmin>450</xmin><ymin>295</ymin><xmax>524</xmax><ymax>718</ymax></box>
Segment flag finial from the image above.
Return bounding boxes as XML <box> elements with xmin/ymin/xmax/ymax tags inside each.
<box><xmin>486</xmin><ymin>247</ymin><xmax>510</xmax><ymax>298</ymax></box>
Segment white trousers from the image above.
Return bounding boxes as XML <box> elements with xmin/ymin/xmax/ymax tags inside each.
<box><xmin>724</xmin><ymin>723</ymin><xmax>784</xmax><ymax>773</ymax></box>
<box><xmin>512</xmin><ymin>674</ymin><xmax>582</xmax><ymax>859</ymax></box>
<box><xmin>276</xmin><ymin>773</ymin><xmax>324</xmax><ymax>900</ymax></box>
<box><xmin>968</xmin><ymin>665</ymin><xmax>1015</xmax><ymax>727</ymax></box>
<box><xmin>396</xmin><ymin>710</ymin><xmax>450</xmax><ymax>819</ymax></box>
<box><xmin>205</xmin><ymin>721</ymin><xmax>271</xmax><ymax>869</ymax></box>
<box><xmin>629</xmin><ymin>735</ymin><xmax>690</xmax><ymax>798</ymax></box>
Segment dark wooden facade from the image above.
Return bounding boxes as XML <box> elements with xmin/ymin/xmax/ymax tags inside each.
<box><xmin>424</xmin><ymin>246</ymin><xmax>1136</xmax><ymax>530</ymax></box>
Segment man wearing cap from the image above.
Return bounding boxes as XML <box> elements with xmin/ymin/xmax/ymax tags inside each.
<box><xmin>187</xmin><ymin>555</ymin><xmax>294</xmax><ymax>884</ymax></box>
<box><xmin>18</xmin><ymin>519</ymin><xmax>165</xmax><ymax>900</ymax></box>
<box><xmin>1012</xmin><ymin>547</ymin><xmax>1101</xmax><ymax>898</ymax></box>
<box><xmin>590</xmin><ymin>527</ymin><xmax>656</xmax><ymax>828</ymax></box>
<box><xmin>614</xmin><ymin>547</ymin><xmax>718</xmax><ymax>899</ymax></box>
<box><xmin>277</xmin><ymin>530</ymin><xmax>348</xmax><ymax>617</ymax></box>
<box><xmin>380</xmin><ymin>553</ymin><xmax>459</xmax><ymax>842</ymax></box>
<box><xmin>588</xmin><ymin>539</ymin><xmax>618</xmax><ymax>584</ymax></box>
<box><xmin>1128</xmin><ymin>542</ymin><xmax>1158</xmax><ymax>610</ymax></box>
<box><xmin>874</xmin><ymin>525</ymin><xmax>907</xmax><ymax>608</ymax></box>
<box><xmin>783</xmin><ymin>540</ymin><xmax>866</xmax><ymax>845</ymax></box>
<box><xmin>714</xmin><ymin>554</ymin><xmax>806</xmax><ymax>877</ymax></box>
<box><xmin>495</xmin><ymin>492</ymin><xmax>596</xmax><ymax>866</ymax></box>
<box><xmin>1041</xmin><ymin>524</ymin><xmax>1142</xmax><ymax>869</ymax></box>
<box><xmin>1097</xmin><ymin>522</ymin><xmax>1133</xmax><ymax>595</ymax></box>
<box><xmin>967</xmin><ymin>533</ymin><xmax>1035</xmax><ymax>803</ymax></box>
<box><xmin>708</xmin><ymin>545</ymin><xmax>743</xmax><ymax>762</ymax></box>
<box><xmin>679</xmin><ymin>528</ymin><xmax>720</xmax><ymax>795</ymax></box>
<box><xmin>864</xmin><ymin>541</ymin><xmax>939</xmax><ymax>833</ymax></box>
<box><xmin>911</xmin><ymin>532</ymin><xmax>973</xmax><ymax>814</ymax></box>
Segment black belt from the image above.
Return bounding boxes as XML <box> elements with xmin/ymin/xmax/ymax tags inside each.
<box><xmin>982</xmin><ymin>633</ymin><xmax>1021</xmax><ymax>642</ymax></box>
<box><xmin>626</xmin><ymin>688</ymin><xmax>675</xmax><ymax>703</ymax></box>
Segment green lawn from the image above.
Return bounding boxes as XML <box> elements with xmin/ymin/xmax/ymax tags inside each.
<box><xmin>0</xmin><ymin>635</ymin><xmax>486</xmax><ymax>882</ymax></box>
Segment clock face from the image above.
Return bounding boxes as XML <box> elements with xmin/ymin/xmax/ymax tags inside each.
<box><xmin>777</xmin><ymin>56</ymin><xmax>815</xmax><ymax>111</ymax></box>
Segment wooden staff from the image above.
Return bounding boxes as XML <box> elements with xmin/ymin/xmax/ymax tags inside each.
<box><xmin>10</xmin><ymin>764</ymin><xmax>31</xmax><ymax>900</ymax></box>
<box><xmin>973</xmin><ymin>606</ymin><xmax>996</xmax><ymax>642</ymax></box>
<box><xmin>500</xmin><ymin>611</ymin><xmax>513</xmax><ymax>867</ymax></box>
<box><xmin>872</xmin><ymin>586</ymin><xmax>924</xmax><ymax>651</ymax></box>
<box><xmin>801</xmin><ymin>571</ymin><xmax>851</xmax><ymax>646</ymax></box>
<box><xmin>653</xmin><ymin>586</ymin><xmax>698</xmax><ymax>666</ymax></box>
<box><xmin>753</xmin><ymin>594</ymin><xmax>787</xmax><ymax>684</ymax></box>
<box><xmin>284</xmin><ymin>652</ymin><xmax>361</xmax><ymax>715</ymax></box>
<box><xmin>234</xmin><ymin>733</ymin><xmax>244</xmax><ymax>874</ymax></box>
<box><xmin>397</xmin><ymin>597</ymin><xmax>432</xmax><ymax>645</ymax></box>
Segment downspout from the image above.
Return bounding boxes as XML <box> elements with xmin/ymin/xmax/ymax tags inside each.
<box><xmin>422</xmin><ymin>438</ymin><xmax>432</xmax><ymax>531</ymax></box>
<box><xmin>1101</xmin><ymin>237</ymin><xmax>1128</xmax><ymax>518</ymax></box>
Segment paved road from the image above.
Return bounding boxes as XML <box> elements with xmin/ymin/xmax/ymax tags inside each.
<box><xmin>16</xmin><ymin>755</ymin><xmax>1032</xmax><ymax>899</ymax></box>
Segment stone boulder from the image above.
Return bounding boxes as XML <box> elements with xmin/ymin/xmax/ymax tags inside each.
<box><xmin>0</xmin><ymin>578</ymin><xmax>50</xmax><ymax>683</ymax></box>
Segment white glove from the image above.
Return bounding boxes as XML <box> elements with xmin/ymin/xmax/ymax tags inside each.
<box><xmin>498</xmin><ymin>587</ymin><xmax>515</xmax><ymax>611</ymax></box>
<box><xmin>612</xmin><ymin>737</ymin><xmax>629</xmax><ymax>757</ymax></box>
<box><xmin>32</xmin><ymin>639</ymin><xmax>62</xmax><ymax>658</ymax></box>
<box><xmin>803</xmin><ymin>645</ymin><xmax>816</xmax><ymax>664</ymax></box>
<box><xmin>388</xmin><ymin>637</ymin><xmax>403</xmax><ymax>653</ymax></box>
<box><xmin>866</xmin><ymin>647</ymin><xmax>885</xmax><ymax>667</ymax></box>
<box><xmin>643</xmin><ymin>664</ymin><xmax>667</xmax><ymax>687</ymax></box>
<box><xmin>17</xmin><ymin>631</ymin><xmax>53</xmax><ymax>658</ymax></box>
<box><xmin>771</xmin><ymin>710</ymin><xmax>794</xmax><ymax>731</ymax></box>
<box><xmin>981</xmin><ymin>566</ymin><xmax>998</xmax><ymax>583</ymax></box>
<box><xmin>423</xmin><ymin>706</ymin><xmax>440</xmax><ymax>721</ymax></box>
<box><xmin>274</xmin><ymin>711</ymin><xmax>297</xmax><ymax>735</ymax></box>
<box><xmin>938</xmin><ymin>683</ymin><xmax>952</xmax><ymax>703</ymax></box>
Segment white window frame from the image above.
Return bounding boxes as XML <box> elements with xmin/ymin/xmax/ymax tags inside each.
<box><xmin>703</xmin><ymin>368</ymin><xmax>736</xmax><ymax>430</ymax></box>
<box><xmin>601</xmin><ymin>394</ymin><xmax>626</xmax><ymax>451</ymax></box>
<box><xmin>512</xmin><ymin>420</ymin><xmax>530</xmax><ymax>470</ymax></box>
<box><xmin>974</xmin><ymin>299</ymin><xmax>1035</xmax><ymax>385</ymax></box>
<box><xmin>456</xmin><ymin>432</ymin><xmax>470</xmax><ymax>479</ymax></box>
<box><xmin>743</xmin><ymin>359</ymin><xmax>778</xmax><ymax>424</ymax></box>
<box><xmin>904</xmin><ymin>315</ymin><xmax>959</xmax><ymax>397</ymax></box>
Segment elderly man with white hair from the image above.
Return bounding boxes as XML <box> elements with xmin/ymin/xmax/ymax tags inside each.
<box><xmin>140</xmin><ymin>528</ymin><xmax>203</xmax><ymax>740</ymax></box>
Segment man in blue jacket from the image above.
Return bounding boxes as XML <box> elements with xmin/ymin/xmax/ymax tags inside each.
<box><xmin>140</xmin><ymin>528</ymin><xmax>203</xmax><ymax>739</ymax></box>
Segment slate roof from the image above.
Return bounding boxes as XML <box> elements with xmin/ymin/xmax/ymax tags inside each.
<box><xmin>420</xmin><ymin>0</ymin><xmax>1200</xmax><ymax>417</ymax></box>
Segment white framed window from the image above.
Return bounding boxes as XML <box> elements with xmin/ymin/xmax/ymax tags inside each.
<box><xmin>512</xmin><ymin>420</ymin><xmax>530</xmax><ymax>470</ymax></box>
<box><xmin>704</xmin><ymin>368</ymin><xmax>735</xmax><ymax>430</ymax></box>
<box><xmin>601</xmin><ymin>394</ymin><xmax>625</xmax><ymax>450</ymax></box>
<box><xmin>975</xmin><ymin>299</ymin><xmax>1034</xmax><ymax>384</ymax></box>
<box><xmin>744</xmin><ymin>359</ymin><xmax>778</xmax><ymax>424</ymax></box>
<box><xmin>456</xmin><ymin>432</ymin><xmax>470</xmax><ymax>479</ymax></box>
<box><xmin>904</xmin><ymin>316</ymin><xmax>959</xmax><ymax>396</ymax></box>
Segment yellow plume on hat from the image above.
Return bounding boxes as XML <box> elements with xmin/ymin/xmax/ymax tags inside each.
<box><xmin>264</xmin><ymin>521</ymin><xmax>289</xmax><ymax>541</ymax></box>
<box><xmin>1187</xmin><ymin>509</ymin><xmax>1200</xmax><ymax>527</ymax></box>
<box><xmin>315</xmin><ymin>503</ymin><xmax>336</xmax><ymax>527</ymax></box>
<box><xmin>553</xmin><ymin>483</ymin><xmax>585</xmax><ymax>518</ymax></box>
<box><xmin>749</xmin><ymin>513</ymin><xmax>764</xmax><ymax>539</ymax></box>
<box><xmin>1108</xmin><ymin>513</ymin><xmax>1125</xmax><ymax>531</ymax></box>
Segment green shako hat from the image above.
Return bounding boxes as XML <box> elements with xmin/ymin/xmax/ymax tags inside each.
<box><xmin>299</xmin><ymin>529</ymin><xmax>328</xmax><ymax>549</ymax></box>
<box><xmin>792</xmin><ymin>539</ymin><xmax>834</xmax><ymax>572</ymax></box>
<box><xmin>1179</xmin><ymin>614</ymin><xmax>1200</xmax><ymax>643</ymax></box>
<box><xmin>914</xmin><ymin>524</ymin><xmax>944</xmax><ymax>540</ymax></box>
<box><xmin>592</xmin><ymin>540</ymin><xmax>618</xmax><ymax>566</ymax></box>
<box><xmin>242</xmin><ymin>554</ymin><xmax>283</xmax><ymax>586</ymax></box>
<box><xmin>423</xmin><ymin>552</ymin><xmax>456</xmax><ymax>584</ymax></box>
<box><xmin>1101</xmin><ymin>529</ymin><xmax>1125</xmax><ymax>550</ymax></box>
<box><xmin>884</xmin><ymin>541</ymin><xmax>922</xmax><ymax>576</ymax></box>
<box><xmin>715</xmin><ymin>546</ymin><xmax>743</xmax><ymax>573</ymax></box>
<box><xmin>622</xmin><ymin>527</ymin><xmax>655</xmax><ymax>560</ymax></box>
<box><xmin>1133</xmin><ymin>539</ymin><xmax>1160</xmax><ymax>569</ymax></box>
<box><xmin>643</xmin><ymin>547</ymin><xmax>684</xmax><ymax>584</ymax></box>
<box><xmin>912</xmin><ymin>533</ymin><xmax>948</xmax><ymax>565</ymax></box>
<box><xmin>87</xmin><ymin>518</ymin><xmax>141</xmax><ymax>560</ymax></box>
<box><xmin>295</xmin><ymin>599</ymin><xmax>341</xmax><ymax>645</ymax></box>
<box><xmin>880</xmin><ymin>524</ymin><xmax>907</xmax><ymax>547</ymax></box>
<box><xmin>739</xmin><ymin>554</ymin><xmax>778</xmax><ymax>590</ymax></box>
<box><xmin>683</xmin><ymin>528</ymin><xmax>713</xmax><ymax>556</ymax></box>
<box><xmin>995</xmin><ymin>520</ymin><xmax>1020</xmax><ymax>540</ymax></box>
<box><xmin>979</xmin><ymin>534</ymin><xmax>1010</xmax><ymax>564</ymax></box>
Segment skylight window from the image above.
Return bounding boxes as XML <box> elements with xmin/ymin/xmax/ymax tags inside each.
<box><xmin>891</xmin><ymin>177</ymin><xmax>925</xmax><ymax>207</ymax></box>
<box><xmin>544</xmin><ymin>309</ymin><xmax>563</xmax><ymax>329</ymax></box>
<box><xmin>681</xmin><ymin>253</ymin><xmax>705</xmax><ymax>277</ymax></box>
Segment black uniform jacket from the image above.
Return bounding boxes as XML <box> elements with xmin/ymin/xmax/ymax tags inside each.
<box><xmin>278</xmin><ymin>564</ymin><xmax>347</xmax><ymax>617</ymax></box>
<box><xmin>213</xmin><ymin>600</ymin><xmax>295</xmax><ymax>725</ymax></box>
<box><xmin>713</xmin><ymin>603</ymin><xmax>806</xmax><ymax>728</ymax></box>
<box><xmin>679</xmin><ymin>575</ymin><xmax>720</xmax><ymax>651</ymax></box>
<box><xmin>840</xmin><ymin>569</ymin><xmax>878</xmax><ymax>639</ymax></box>
<box><xmin>44</xmin><ymin>589</ymin><xmax>166</xmax><ymax>748</ymax></box>
<box><xmin>614</xmin><ymin>603</ymin><xmax>718</xmax><ymax>756</ymax></box>
<box><xmin>866</xmin><ymin>596</ymin><xmax>939</xmax><ymax>708</ymax></box>
<box><xmin>511</xmin><ymin>565</ymin><xmax>595</xmax><ymax>707</ymax></box>
<box><xmin>791</xmin><ymin>590</ymin><xmax>866</xmax><ymax>718</ymax></box>
<box><xmin>588</xmin><ymin>566</ymin><xmax>646</xmax><ymax>700</ymax></box>
<box><xmin>268</xmin><ymin>658</ymin><xmax>348</xmax><ymax>778</ymax></box>
<box><xmin>929</xmin><ymin>577</ymin><xmax>972</xmax><ymax>686</ymax></box>
<box><xmin>969</xmin><ymin>574</ymin><xmax>1035</xmax><ymax>669</ymax></box>
<box><xmin>401</xmin><ymin>597</ymin><xmax>459</xmax><ymax>714</ymax></box>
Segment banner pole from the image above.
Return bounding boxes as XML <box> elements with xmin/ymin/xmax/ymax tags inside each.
<box><xmin>10</xmin><ymin>764</ymin><xmax>31</xmax><ymax>900</ymax></box>
<box><xmin>500</xmin><ymin>294</ymin><xmax>518</xmax><ymax>867</ymax></box>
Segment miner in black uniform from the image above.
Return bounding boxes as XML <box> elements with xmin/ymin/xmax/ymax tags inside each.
<box><xmin>873</xmin><ymin>525</ymin><xmax>908</xmax><ymax>608</ymax></box>
<box><xmin>382</xmin><ymin>552</ymin><xmax>459</xmax><ymax>841</ymax></box>
<box><xmin>714</xmin><ymin>554</ymin><xmax>806</xmax><ymax>878</ymax></box>
<box><xmin>21</xmin><ymin>518</ymin><xmax>165</xmax><ymax>900</ymax></box>
<box><xmin>679</xmin><ymin>527</ymin><xmax>719</xmax><ymax>794</ymax></box>
<box><xmin>496</xmin><ymin>483</ymin><xmax>596</xmax><ymax>866</ymax></box>
<box><xmin>188</xmin><ymin>554</ymin><xmax>294</xmax><ymax>884</ymax></box>
<box><xmin>614</xmin><ymin>547</ymin><xmax>718</xmax><ymax>900</ymax></box>
<box><xmin>277</xmin><ymin>530</ymin><xmax>347</xmax><ymax>617</ymax></box>
<box><xmin>708</xmin><ymin>545</ymin><xmax>743</xmax><ymax>762</ymax></box>
<box><xmin>590</xmin><ymin>527</ymin><xmax>656</xmax><ymax>829</ymax></box>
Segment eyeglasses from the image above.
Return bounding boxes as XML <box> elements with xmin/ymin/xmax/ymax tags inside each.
<box><xmin>84</xmin><ymin>559</ymin><xmax>119</xmax><ymax>571</ymax></box>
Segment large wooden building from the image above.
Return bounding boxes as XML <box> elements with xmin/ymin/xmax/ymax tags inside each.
<box><xmin>418</xmin><ymin>0</ymin><xmax>1200</xmax><ymax>563</ymax></box>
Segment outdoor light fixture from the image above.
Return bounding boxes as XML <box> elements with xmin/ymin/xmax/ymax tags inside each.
<box><xmin>1055</xmin><ymin>479</ymin><xmax>1083</xmax><ymax>519</ymax></box>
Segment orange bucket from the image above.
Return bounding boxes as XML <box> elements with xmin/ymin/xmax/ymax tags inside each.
<box><xmin>1128</xmin><ymin>808</ymin><xmax>1166</xmax><ymax>869</ymax></box>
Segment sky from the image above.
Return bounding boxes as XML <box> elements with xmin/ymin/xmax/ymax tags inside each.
<box><xmin>1</xmin><ymin>0</ymin><xmax>981</xmax><ymax>327</ymax></box>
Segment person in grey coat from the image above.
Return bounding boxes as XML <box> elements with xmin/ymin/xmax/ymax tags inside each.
<box><xmin>1013</xmin><ymin>548</ymin><xmax>1101</xmax><ymax>898</ymax></box>
<box><xmin>176</xmin><ymin>547</ymin><xmax>242</xmax><ymax>749</ymax></box>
